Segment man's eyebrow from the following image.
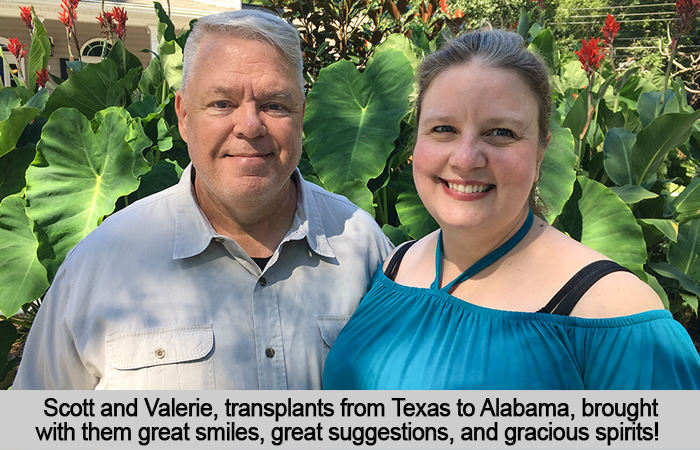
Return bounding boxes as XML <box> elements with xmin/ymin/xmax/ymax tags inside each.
<box><xmin>209</xmin><ymin>86</ymin><xmax>295</xmax><ymax>100</ymax></box>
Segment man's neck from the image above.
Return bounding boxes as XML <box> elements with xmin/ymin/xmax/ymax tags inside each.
<box><xmin>194</xmin><ymin>175</ymin><xmax>299</xmax><ymax>259</ymax></box>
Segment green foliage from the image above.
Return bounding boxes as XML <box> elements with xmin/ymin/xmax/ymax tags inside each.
<box><xmin>1</xmin><ymin>0</ymin><xmax>699</xmax><ymax>389</ymax></box>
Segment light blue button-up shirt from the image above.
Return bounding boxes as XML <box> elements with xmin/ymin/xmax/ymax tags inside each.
<box><xmin>14</xmin><ymin>164</ymin><xmax>392</xmax><ymax>389</ymax></box>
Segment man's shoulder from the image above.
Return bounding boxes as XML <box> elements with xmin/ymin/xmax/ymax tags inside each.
<box><xmin>70</xmin><ymin>184</ymin><xmax>180</xmax><ymax>254</ymax></box>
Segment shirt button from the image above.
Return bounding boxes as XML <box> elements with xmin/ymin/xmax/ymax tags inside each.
<box><xmin>259</xmin><ymin>277</ymin><xmax>267</xmax><ymax>286</ymax></box>
<box><xmin>155</xmin><ymin>348</ymin><xmax>166</xmax><ymax>359</ymax></box>
<box><xmin>265</xmin><ymin>347</ymin><xmax>275</xmax><ymax>358</ymax></box>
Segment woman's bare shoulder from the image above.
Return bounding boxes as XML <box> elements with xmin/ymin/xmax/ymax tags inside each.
<box><xmin>534</xmin><ymin>226</ymin><xmax>665</xmax><ymax>318</ymax></box>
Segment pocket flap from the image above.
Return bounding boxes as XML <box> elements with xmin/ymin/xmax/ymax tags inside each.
<box><xmin>317</xmin><ymin>315</ymin><xmax>351</xmax><ymax>348</ymax></box>
<box><xmin>106</xmin><ymin>324</ymin><xmax>213</xmax><ymax>369</ymax></box>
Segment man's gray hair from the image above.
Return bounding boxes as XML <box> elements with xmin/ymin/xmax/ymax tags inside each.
<box><xmin>181</xmin><ymin>9</ymin><xmax>304</xmax><ymax>93</ymax></box>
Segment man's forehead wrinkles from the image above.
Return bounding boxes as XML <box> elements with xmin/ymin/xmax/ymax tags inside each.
<box><xmin>208</xmin><ymin>86</ymin><xmax>296</xmax><ymax>100</ymax></box>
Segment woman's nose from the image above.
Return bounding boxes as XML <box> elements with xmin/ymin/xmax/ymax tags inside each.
<box><xmin>449</xmin><ymin>137</ymin><xmax>487</xmax><ymax>171</ymax></box>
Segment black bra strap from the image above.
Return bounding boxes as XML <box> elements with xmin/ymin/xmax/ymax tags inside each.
<box><xmin>538</xmin><ymin>260</ymin><xmax>633</xmax><ymax>316</ymax></box>
<box><xmin>384</xmin><ymin>240</ymin><xmax>417</xmax><ymax>281</ymax></box>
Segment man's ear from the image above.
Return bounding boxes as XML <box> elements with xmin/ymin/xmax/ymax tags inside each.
<box><xmin>175</xmin><ymin>90</ymin><xmax>188</xmax><ymax>143</ymax></box>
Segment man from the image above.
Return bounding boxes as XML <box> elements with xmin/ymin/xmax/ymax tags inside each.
<box><xmin>14</xmin><ymin>10</ymin><xmax>392</xmax><ymax>389</ymax></box>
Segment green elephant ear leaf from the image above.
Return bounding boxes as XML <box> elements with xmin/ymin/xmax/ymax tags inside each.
<box><xmin>672</xmin><ymin>177</ymin><xmax>700</xmax><ymax>223</ymax></box>
<box><xmin>25</xmin><ymin>108</ymin><xmax>142</xmax><ymax>279</ymax></box>
<box><xmin>609</xmin><ymin>185</ymin><xmax>657</xmax><ymax>204</ymax></box>
<box><xmin>0</xmin><ymin>194</ymin><xmax>49</xmax><ymax>316</ymax></box>
<box><xmin>107</xmin><ymin>39</ymin><xmax>143</xmax><ymax>81</ymax></box>
<box><xmin>303</xmin><ymin>49</ymin><xmax>414</xmax><ymax>195</ymax></box>
<box><xmin>0</xmin><ymin>143</ymin><xmax>36</xmax><ymax>203</ymax></box>
<box><xmin>42</xmin><ymin>59</ymin><xmax>124</xmax><ymax>119</ymax></box>
<box><xmin>560</xmin><ymin>177</ymin><xmax>648</xmax><ymax>278</ymax></box>
<box><xmin>395</xmin><ymin>165</ymin><xmax>439</xmax><ymax>240</ymax></box>
<box><xmin>603</xmin><ymin>127</ymin><xmax>637</xmax><ymax>185</ymax></box>
<box><xmin>539</xmin><ymin>121</ymin><xmax>577</xmax><ymax>223</ymax></box>
<box><xmin>632</xmin><ymin>110</ymin><xmax>700</xmax><ymax>184</ymax></box>
<box><xmin>0</xmin><ymin>105</ymin><xmax>40</xmax><ymax>159</ymax></box>
<box><xmin>26</xmin><ymin>12</ymin><xmax>51</xmax><ymax>91</ymax></box>
<box><xmin>668</xmin><ymin>218</ymin><xmax>700</xmax><ymax>283</ymax></box>
<box><xmin>160</xmin><ymin>40</ymin><xmax>183</xmax><ymax>93</ymax></box>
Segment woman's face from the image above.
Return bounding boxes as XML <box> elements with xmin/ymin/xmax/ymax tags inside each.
<box><xmin>413</xmin><ymin>62</ymin><xmax>545</xmax><ymax>234</ymax></box>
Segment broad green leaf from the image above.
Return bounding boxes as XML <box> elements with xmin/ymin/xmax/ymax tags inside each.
<box><xmin>382</xmin><ymin>224</ymin><xmax>410</xmax><ymax>246</ymax></box>
<box><xmin>94</xmin><ymin>107</ymin><xmax>152</xmax><ymax>178</ymax></box>
<box><xmin>551</xmin><ymin>60</ymin><xmax>587</xmax><ymax>96</ymax></box>
<box><xmin>66</xmin><ymin>60</ymin><xmax>88</xmax><ymax>75</ymax></box>
<box><xmin>160</xmin><ymin>40</ymin><xmax>183</xmax><ymax>93</ymax></box>
<box><xmin>562</xmin><ymin>87</ymin><xmax>589</xmax><ymax>142</ymax></box>
<box><xmin>42</xmin><ymin>59</ymin><xmax>124</xmax><ymax>119</ymax></box>
<box><xmin>679</xmin><ymin>291</ymin><xmax>698</xmax><ymax>314</ymax></box>
<box><xmin>637</xmin><ymin>90</ymin><xmax>678</xmax><ymax>128</ymax></box>
<box><xmin>609</xmin><ymin>185</ymin><xmax>657</xmax><ymax>204</ymax></box>
<box><xmin>632</xmin><ymin>111</ymin><xmax>700</xmax><ymax>184</ymax></box>
<box><xmin>637</xmin><ymin>218</ymin><xmax>678</xmax><ymax>242</ymax></box>
<box><xmin>336</xmin><ymin>180</ymin><xmax>374</xmax><ymax>217</ymax></box>
<box><xmin>668</xmin><ymin>218</ymin><xmax>700</xmax><ymax>283</ymax></box>
<box><xmin>303</xmin><ymin>50</ymin><xmax>413</xmax><ymax>194</ymax></box>
<box><xmin>0</xmin><ymin>105</ymin><xmax>40</xmax><ymax>158</ymax></box>
<box><xmin>672</xmin><ymin>177</ymin><xmax>700</xmax><ymax>223</ymax></box>
<box><xmin>156</xmin><ymin>118</ymin><xmax>173</xmax><ymax>152</ymax></box>
<box><xmin>612</xmin><ymin>67</ymin><xmax>639</xmax><ymax>97</ymax></box>
<box><xmin>411</xmin><ymin>25</ymin><xmax>430</xmax><ymax>53</ymax></box>
<box><xmin>126</xmin><ymin>95</ymin><xmax>160</xmax><ymax>120</ymax></box>
<box><xmin>646</xmin><ymin>273</ymin><xmax>670</xmax><ymax>309</ymax></box>
<box><xmin>516</xmin><ymin>9</ymin><xmax>530</xmax><ymax>41</ymax></box>
<box><xmin>528</xmin><ymin>28</ymin><xmax>559</xmax><ymax>73</ymax></box>
<box><xmin>395</xmin><ymin>165</ymin><xmax>438</xmax><ymax>240</ymax></box>
<box><xmin>566</xmin><ymin>177</ymin><xmax>648</xmax><ymax>278</ymax></box>
<box><xmin>136</xmin><ymin>159</ymin><xmax>180</xmax><ymax>199</ymax></box>
<box><xmin>26</xmin><ymin>108</ymin><xmax>141</xmax><ymax>278</ymax></box>
<box><xmin>25</xmin><ymin>88</ymin><xmax>49</xmax><ymax>112</ymax></box>
<box><xmin>539</xmin><ymin>121</ymin><xmax>576</xmax><ymax>223</ymax></box>
<box><xmin>370</xmin><ymin>33</ymin><xmax>419</xmax><ymax>69</ymax></box>
<box><xmin>26</xmin><ymin>11</ymin><xmax>50</xmax><ymax>91</ymax></box>
<box><xmin>0</xmin><ymin>89</ymin><xmax>22</xmax><ymax>120</ymax></box>
<box><xmin>139</xmin><ymin>58</ymin><xmax>165</xmax><ymax>97</ymax></box>
<box><xmin>155</xmin><ymin>1</ymin><xmax>177</xmax><ymax>43</ymax></box>
<box><xmin>648</xmin><ymin>262</ymin><xmax>700</xmax><ymax>298</ymax></box>
<box><xmin>603</xmin><ymin>128</ymin><xmax>637</xmax><ymax>185</ymax></box>
<box><xmin>0</xmin><ymin>194</ymin><xmax>49</xmax><ymax>316</ymax></box>
<box><xmin>0</xmin><ymin>143</ymin><xmax>35</xmax><ymax>203</ymax></box>
<box><xmin>107</xmin><ymin>40</ymin><xmax>143</xmax><ymax>80</ymax></box>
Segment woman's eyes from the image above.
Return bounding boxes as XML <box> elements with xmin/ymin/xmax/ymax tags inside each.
<box><xmin>488</xmin><ymin>128</ymin><xmax>515</xmax><ymax>138</ymax></box>
<box><xmin>432</xmin><ymin>125</ymin><xmax>456</xmax><ymax>133</ymax></box>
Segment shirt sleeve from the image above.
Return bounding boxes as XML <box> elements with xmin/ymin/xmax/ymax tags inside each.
<box><xmin>13</xmin><ymin>259</ymin><xmax>99</xmax><ymax>390</ymax></box>
<box><xmin>577</xmin><ymin>314</ymin><xmax>700</xmax><ymax>390</ymax></box>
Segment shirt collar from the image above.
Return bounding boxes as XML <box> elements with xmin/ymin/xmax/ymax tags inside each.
<box><xmin>173</xmin><ymin>164</ymin><xmax>335</xmax><ymax>260</ymax></box>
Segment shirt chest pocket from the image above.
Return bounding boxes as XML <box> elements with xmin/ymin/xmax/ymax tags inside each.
<box><xmin>105</xmin><ymin>324</ymin><xmax>215</xmax><ymax>390</ymax></box>
<box><xmin>317</xmin><ymin>315</ymin><xmax>350</xmax><ymax>364</ymax></box>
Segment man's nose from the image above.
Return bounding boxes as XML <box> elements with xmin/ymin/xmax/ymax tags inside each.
<box><xmin>233</xmin><ymin>103</ymin><xmax>267</xmax><ymax>139</ymax></box>
<box><xmin>449</xmin><ymin>136</ymin><xmax>487</xmax><ymax>171</ymax></box>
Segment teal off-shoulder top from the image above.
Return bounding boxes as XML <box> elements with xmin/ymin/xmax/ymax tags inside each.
<box><xmin>322</xmin><ymin>267</ymin><xmax>700</xmax><ymax>389</ymax></box>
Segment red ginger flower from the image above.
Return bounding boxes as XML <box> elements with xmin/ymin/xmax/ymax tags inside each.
<box><xmin>575</xmin><ymin>37</ymin><xmax>605</xmax><ymax>77</ymax></box>
<box><xmin>675</xmin><ymin>0</ymin><xmax>700</xmax><ymax>36</ymax></box>
<box><xmin>112</xmin><ymin>7</ymin><xmax>128</xmax><ymax>40</ymax></box>
<box><xmin>454</xmin><ymin>9</ymin><xmax>463</xmax><ymax>18</ymax></box>
<box><xmin>601</xmin><ymin>14</ymin><xmax>620</xmax><ymax>46</ymax></box>
<box><xmin>59</xmin><ymin>0</ymin><xmax>79</xmax><ymax>29</ymax></box>
<box><xmin>7</xmin><ymin>37</ymin><xmax>27</xmax><ymax>60</ymax></box>
<box><xmin>19</xmin><ymin>6</ymin><xmax>33</xmax><ymax>32</ymax></box>
<box><xmin>36</xmin><ymin>68</ymin><xmax>49</xmax><ymax>88</ymax></box>
<box><xmin>440</xmin><ymin>0</ymin><xmax>449</xmax><ymax>14</ymax></box>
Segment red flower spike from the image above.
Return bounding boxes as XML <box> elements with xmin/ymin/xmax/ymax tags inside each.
<box><xmin>601</xmin><ymin>14</ymin><xmax>620</xmax><ymax>46</ymax></box>
<box><xmin>675</xmin><ymin>0</ymin><xmax>700</xmax><ymax>36</ymax></box>
<box><xmin>7</xmin><ymin>37</ymin><xmax>27</xmax><ymax>61</ymax></box>
<box><xmin>454</xmin><ymin>9</ymin><xmax>463</xmax><ymax>18</ymax></box>
<box><xmin>36</xmin><ymin>68</ymin><xmax>49</xmax><ymax>88</ymax></box>
<box><xmin>112</xmin><ymin>7</ymin><xmax>128</xmax><ymax>39</ymax></box>
<box><xmin>59</xmin><ymin>0</ymin><xmax>78</xmax><ymax>29</ymax></box>
<box><xmin>575</xmin><ymin>37</ymin><xmax>605</xmax><ymax>77</ymax></box>
<box><xmin>19</xmin><ymin>6</ymin><xmax>33</xmax><ymax>32</ymax></box>
<box><xmin>439</xmin><ymin>0</ymin><xmax>448</xmax><ymax>13</ymax></box>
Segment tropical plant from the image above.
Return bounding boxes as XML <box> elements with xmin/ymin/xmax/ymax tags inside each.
<box><xmin>1</xmin><ymin>0</ymin><xmax>699</xmax><ymax>390</ymax></box>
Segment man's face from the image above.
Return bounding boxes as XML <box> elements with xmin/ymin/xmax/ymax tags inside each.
<box><xmin>175</xmin><ymin>35</ymin><xmax>305</xmax><ymax>213</ymax></box>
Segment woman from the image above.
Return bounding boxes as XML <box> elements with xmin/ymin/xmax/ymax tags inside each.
<box><xmin>322</xmin><ymin>29</ymin><xmax>700</xmax><ymax>389</ymax></box>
